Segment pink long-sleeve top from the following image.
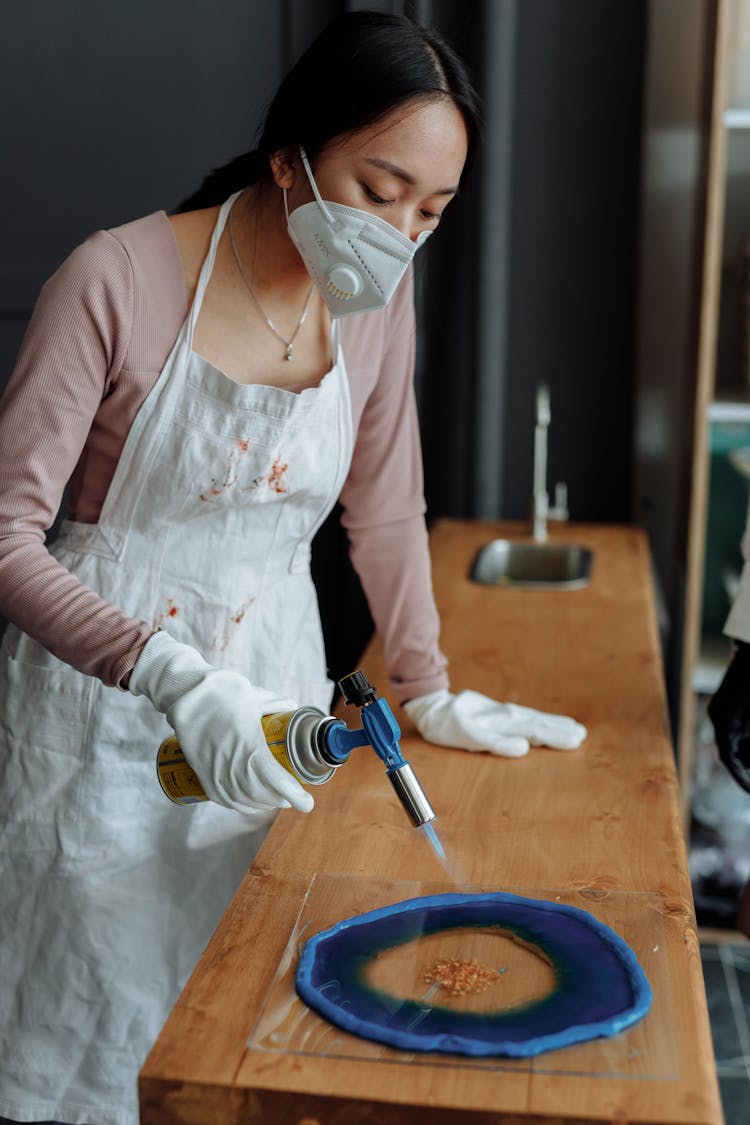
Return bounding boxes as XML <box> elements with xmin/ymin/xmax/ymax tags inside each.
<box><xmin>0</xmin><ymin>208</ymin><xmax>449</xmax><ymax>702</ymax></box>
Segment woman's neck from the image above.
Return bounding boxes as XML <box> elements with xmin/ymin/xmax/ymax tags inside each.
<box><xmin>234</xmin><ymin>180</ymin><xmax>311</xmax><ymax>297</ymax></box>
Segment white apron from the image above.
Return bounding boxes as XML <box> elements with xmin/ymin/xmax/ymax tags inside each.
<box><xmin>0</xmin><ymin>194</ymin><xmax>353</xmax><ymax>1125</ymax></box>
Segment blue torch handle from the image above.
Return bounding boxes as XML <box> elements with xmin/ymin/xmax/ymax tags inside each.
<box><xmin>360</xmin><ymin>698</ymin><xmax>405</xmax><ymax>770</ymax></box>
<box><xmin>322</xmin><ymin>699</ymin><xmax>406</xmax><ymax>770</ymax></box>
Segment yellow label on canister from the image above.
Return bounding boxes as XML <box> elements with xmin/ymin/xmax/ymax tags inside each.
<box><xmin>156</xmin><ymin>735</ymin><xmax>208</xmax><ymax>804</ymax></box>
<box><xmin>261</xmin><ymin>710</ymin><xmax>302</xmax><ymax>781</ymax></box>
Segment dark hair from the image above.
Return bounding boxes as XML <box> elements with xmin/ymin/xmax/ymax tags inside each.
<box><xmin>176</xmin><ymin>10</ymin><xmax>481</xmax><ymax>211</ymax></box>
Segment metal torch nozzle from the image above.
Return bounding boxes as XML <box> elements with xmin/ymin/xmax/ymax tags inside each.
<box><xmin>387</xmin><ymin>762</ymin><xmax>436</xmax><ymax>827</ymax></box>
<box><xmin>335</xmin><ymin>670</ymin><xmax>438</xmax><ymax>830</ymax></box>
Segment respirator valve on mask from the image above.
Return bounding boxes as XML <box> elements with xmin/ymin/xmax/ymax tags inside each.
<box><xmin>326</xmin><ymin>264</ymin><xmax>363</xmax><ymax>300</ymax></box>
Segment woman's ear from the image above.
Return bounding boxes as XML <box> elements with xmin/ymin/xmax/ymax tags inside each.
<box><xmin>269</xmin><ymin>149</ymin><xmax>297</xmax><ymax>190</ymax></box>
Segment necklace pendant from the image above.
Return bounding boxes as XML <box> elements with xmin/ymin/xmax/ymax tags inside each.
<box><xmin>285</xmin><ymin>345</ymin><xmax>294</xmax><ymax>361</ymax></box>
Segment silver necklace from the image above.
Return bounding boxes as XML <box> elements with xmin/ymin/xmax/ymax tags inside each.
<box><xmin>228</xmin><ymin>204</ymin><xmax>314</xmax><ymax>362</ymax></box>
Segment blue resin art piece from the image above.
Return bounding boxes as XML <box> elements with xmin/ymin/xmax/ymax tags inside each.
<box><xmin>295</xmin><ymin>891</ymin><xmax>653</xmax><ymax>1057</ymax></box>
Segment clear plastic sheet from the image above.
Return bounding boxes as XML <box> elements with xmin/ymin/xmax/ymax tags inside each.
<box><xmin>247</xmin><ymin>874</ymin><xmax>679</xmax><ymax>1080</ymax></box>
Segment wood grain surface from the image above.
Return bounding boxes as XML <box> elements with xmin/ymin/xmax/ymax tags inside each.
<box><xmin>140</xmin><ymin>520</ymin><xmax>723</xmax><ymax>1124</ymax></box>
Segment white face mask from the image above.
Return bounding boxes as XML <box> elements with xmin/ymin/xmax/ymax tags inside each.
<box><xmin>283</xmin><ymin>147</ymin><xmax>431</xmax><ymax>318</ymax></box>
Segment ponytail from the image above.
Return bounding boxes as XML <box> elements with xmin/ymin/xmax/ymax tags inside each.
<box><xmin>174</xmin><ymin>149</ymin><xmax>267</xmax><ymax>212</ymax></box>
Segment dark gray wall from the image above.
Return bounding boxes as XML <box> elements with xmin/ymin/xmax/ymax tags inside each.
<box><xmin>413</xmin><ymin>1</ymin><xmax>646</xmax><ymax>531</ymax></box>
<box><xmin>501</xmin><ymin>1</ymin><xmax>646</xmax><ymax>523</ymax></box>
<box><xmin>634</xmin><ymin>0</ymin><xmax>713</xmax><ymax>726</ymax></box>
<box><xmin>0</xmin><ymin>0</ymin><xmax>286</xmax><ymax>386</ymax></box>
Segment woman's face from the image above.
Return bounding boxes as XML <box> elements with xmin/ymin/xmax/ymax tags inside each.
<box><xmin>279</xmin><ymin>97</ymin><xmax>469</xmax><ymax>244</ymax></box>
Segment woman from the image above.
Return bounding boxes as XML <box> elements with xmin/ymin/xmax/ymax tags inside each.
<box><xmin>0</xmin><ymin>11</ymin><xmax>586</xmax><ymax>1124</ymax></box>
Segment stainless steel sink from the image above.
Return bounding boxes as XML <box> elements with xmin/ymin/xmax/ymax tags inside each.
<box><xmin>469</xmin><ymin>540</ymin><xmax>592</xmax><ymax>589</ymax></box>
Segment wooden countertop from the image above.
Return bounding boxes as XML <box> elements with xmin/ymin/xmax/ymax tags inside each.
<box><xmin>139</xmin><ymin>520</ymin><xmax>723</xmax><ymax>1125</ymax></box>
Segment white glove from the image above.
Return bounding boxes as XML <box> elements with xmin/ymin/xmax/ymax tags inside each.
<box><xmin>129</xmin><ymin>631</ymin><xmax>314</xmax><ymax>815</ymax></box>
<box><xmin>403</xmin><ymin>689</ymin><xmax>587</xmax><ymax>758</ymax></box>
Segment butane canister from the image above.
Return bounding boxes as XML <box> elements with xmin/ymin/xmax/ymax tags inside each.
<box><xmin>155</xmin><ymin>706</ymin><xmax>340</xmax><ymax>805</ymax></box>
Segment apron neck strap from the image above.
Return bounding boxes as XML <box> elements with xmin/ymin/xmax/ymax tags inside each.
<box><xmin>187</xmin><ymin>191</ymin><xmax>242</xmax><ymax>341</ymax></box>
<box><xmin>188</xmin><ymin>191</ymin><xmax>336</xmax><ymax>363</ymax></box>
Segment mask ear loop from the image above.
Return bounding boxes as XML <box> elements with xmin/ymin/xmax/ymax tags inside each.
<box><xmin>286</xmin><ymin>146</ymin><xmax>432</xmax><ymax>251</ymax></box>
<box><xmin>283</xmin><ymin>146</ymin><xmax>338</xmax><ymax>227</ymax></box>
<box><xmin>292</xmin><ymin>145</ymin><xmax>339</xmax><ymax>227</ymax></box>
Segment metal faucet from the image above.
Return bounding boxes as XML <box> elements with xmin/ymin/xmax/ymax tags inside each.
<box><xmin>532</xmin><ymin>385</ymin><xmax>569</xmax><ymax>542</ymax></box>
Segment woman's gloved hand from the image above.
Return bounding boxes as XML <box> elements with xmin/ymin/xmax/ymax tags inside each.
<box><xmin>707</xmin><ymin>641</ymin><xmax>750</xmax><ymax>793</ymax></box>
<box><xmin>128</xmin><ymin>631</ymin><xmax>314</xmax><ymax>814</ymax></box>
<box><xmin>403</xmin><ymin>689</ymin><xmax>587</xmax><ymax>758</ymax></box>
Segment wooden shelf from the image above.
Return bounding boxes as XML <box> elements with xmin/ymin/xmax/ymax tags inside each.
<box><xmin>698</xmin><ymin>925</ymin><xmax>747</xmax><ymax>943</ymax></box>
<box><xmin>708</xmin><ymin>399</ymin><xmax>750</xmax><ymax>421</ymax></box>
<box><xmin>679</xmin><ymin>0</ymin><xmax>734</xmax><ymax>823</ymax></box>
<box><xmin>681</xmin><ymin>0</ymin><xmax>750</xmax><ymax>954</ymax></box>
<box><xmin>723</xmin><ymin>107</ymin><xmax>750</xmax><ymax>127</ymax></box>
